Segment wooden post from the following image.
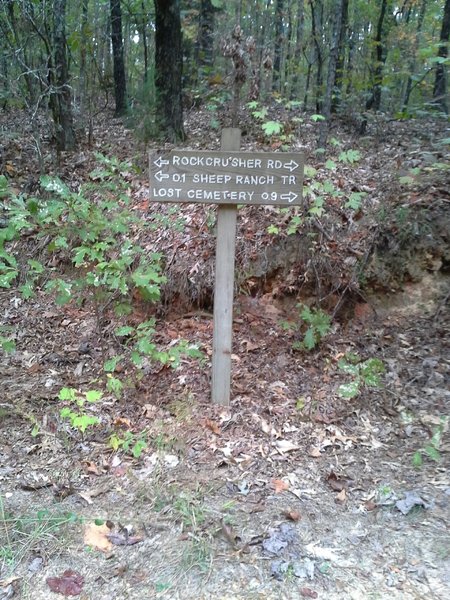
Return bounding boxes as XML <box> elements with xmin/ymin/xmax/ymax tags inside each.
<box><xmin>211</xmin><ymin>128</ymin><xmax>241</xmax><ymax>405</ymax></box>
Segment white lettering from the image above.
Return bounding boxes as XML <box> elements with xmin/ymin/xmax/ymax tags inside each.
<box><xmin>235</xmin><ymin>175</ymin><xmax>275</xmax><ymax>185</ymax></box>
<box><xmin>152</xmin><ymin>188</ymin><xmax>181</xmax><ymax>199</ymax></box>
<box><xmin>267</xmin><ymin>159</ymin><xmax>283</xmax><ymax>169</ymax></box>
<box><xmin>193</xmin><ymin>174</ymin><xmax>232</xmax><ymax>184</ymax></box>
<box><xmin>171</xmin><ymin>155</ymin><xmax>265</xmax><ymax>170</ymax></box>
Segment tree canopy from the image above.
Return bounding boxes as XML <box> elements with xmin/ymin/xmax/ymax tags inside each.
<box><xmin>0</xmin><ymin>0</ymin><xmax>448</xmax><ymax>144</ymax></box>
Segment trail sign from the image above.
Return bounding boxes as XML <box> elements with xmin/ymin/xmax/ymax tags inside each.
<box><xmin>149</xmin><ymin>130</ymin><xmax>304</xmax><ymax>406</ymax></box>
<box><xmin>150</xmin><ymin>151</ymin><xmax>304</xmax><ymax>206</ymax></box>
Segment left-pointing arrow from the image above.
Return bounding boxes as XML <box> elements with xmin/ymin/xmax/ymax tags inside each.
<box><xmin>280</xmin><ymin>191</ymin><xmax>298</xmax><ymax>203</ymax></box>
<box><xmin>154</xmin><ymin>157</ymin><xmax>169</xmax><ymax>168</ymax></box>
<box><xmin>155</xmin><ymin>170</ymin><xmax>170</xmax><ymax>182</ymax></box>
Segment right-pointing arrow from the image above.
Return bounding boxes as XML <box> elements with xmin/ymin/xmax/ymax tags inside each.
<box><xmin>280</xmin><ymin>192</ymin><xmax>298</xmax><ymax>203</ymax></box>
<box><xmin>284</xmin><ymin>160</ymin><xmax>299</xmax><ymax>172</ymax></box>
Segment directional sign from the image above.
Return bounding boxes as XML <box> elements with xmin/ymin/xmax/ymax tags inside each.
<box><xmin>150</xmin><ymin>151</ymin><xmax>304</xmax><ymax>206</ymax></box>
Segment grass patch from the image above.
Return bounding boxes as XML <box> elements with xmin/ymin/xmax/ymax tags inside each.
<box><xmin>0</xmin><ymin>496</ymin><xmax>79</xmax><ymax>576</ymax></box>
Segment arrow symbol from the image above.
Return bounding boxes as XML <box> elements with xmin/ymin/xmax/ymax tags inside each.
<box><xmin>280</xmin><ymin>192</ymin><xmax>298</xmax><ymax>203</ymax></box>
<box><xmin>154</xmin><ymin>157</ymin><xmax>169</xmax><ymax>168</ymax></box>
<box><xmin>155</xmin><ymin>170</ymin><xmax>170</xmax><ymax>182</ymax></box>
<box><xmin>284</xmin><ymin>160</ymin><xmax>299</xmax><ymax>172</ymax></box>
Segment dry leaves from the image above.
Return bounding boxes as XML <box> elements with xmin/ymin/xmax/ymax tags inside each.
<box><xmin>282</xmin><ymin>509</ymin><xmax>301</xmax><ymax>522</ymax></box>
<box><xmin>201</xmin><ymin>418</ymin><xmax>221</xmax><ymax>434</ymax></box>
<box><xmin>46</xmin><ymin>570</ymin><xmax>84</xmax><ymax>597</ymax></box>
<box><xmin>271</xmin><ymin>478</ymin><xmax>290</xmax><ymax>493</ymax></box>
<box><xmin>83</xmin><ymin>523</ymin><xmax>113</xmax><ymax>552</ymax></box>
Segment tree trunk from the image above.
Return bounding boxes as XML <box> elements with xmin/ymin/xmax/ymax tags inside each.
<box><xmin>331</xmin><ymin>0</ymin><xmax>348</xmax><ymax>112</ymax></box>
<box><xmin>304</xmin><ymin>59</ymin><xmax>312</xmax><ymax>108</ymax></box>
<box><xmin>272</xmin><ymin>0</ymin><xmax>285</xmax><ymax>92</ymax></box>
<box><xmin>284</xmin><ymin>1</ymin><xmax>294</xmax><ymax>95</ymax></box>
<box><xmin>195</xmin><ymin>0</ymin><xmax>215</xmax><ymax>74</ymax></box>
<box><xmin>366</xmin><ymin>0</ymin><xmax>388</xmax><ymax>111</ymax></box>
<box><xmin>154</xmin><ymin>0</ymin><xmax>185</xmax><ymax>140</ymax></box>
<box><xmin>110</xmin><ymin>0</ymin><xmax>127</xmax><ymax>116</ymax></box>
<box><xmin>3</xmin><ymin>0</ymin><xmax>38</xmax><ymax>106</ymax></box>
<box><xmin>402</xmin><ymin>0</ymin><xmax>426</xmax><ymax>112</ymax></box>
<box><xmin>318</xmin><ymin>0</ymin><xmax>343</xmax><ymax>146</ymax></box>
<box><xmin>257</xmin><ymin>0</ymin><xmax>273</xmax><ymax>101</ymax></box>
<box><xmin>432</xmin><ymin>0</ymin><xmax>450</xmax><ymax>114</ymax></box>
<box><xmin>310</xmin><ymin>0</ymin><xmax>323</xmax><ymax>112</ymax></box>
<box><xmin>1</xmin><ymin>49</ymin><xmax>8</xmax><ymax>110</ymax></box>
<box><xmin>50</xmin><ymin>0</ymin><xmax>76</xmax><ymax>151</ymax></box>
<box><xmin>79</xmin><ymin>0</ymin><xmax>89</xmax><ymax>119</ymax></box>
<box><xmin>291</xmin><ymin>0</ymin><xmax>305</xmax><ymax>99</ymax></box>
<box><xmin>140</xmin><ymin>1</ymin><xmax>149</xmax><ymax>83</ymax></box>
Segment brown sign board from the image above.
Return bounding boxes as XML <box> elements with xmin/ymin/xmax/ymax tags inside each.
<box><xmin>149</xmin><ymin>151</ymin><xmax>304</xmax><ymax>206</ymax></box>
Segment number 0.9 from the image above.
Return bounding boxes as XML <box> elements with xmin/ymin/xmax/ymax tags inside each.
<box><xmin>262</xmin><ymin>192</ymin><xmax>278</xmax><ymax>201</ymax></box>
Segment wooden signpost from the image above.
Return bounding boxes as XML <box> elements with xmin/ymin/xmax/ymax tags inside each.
<box><xmin>150</xmin><ymin>129</ymin><xmax>304</xmax><ymax>405</ymax></box>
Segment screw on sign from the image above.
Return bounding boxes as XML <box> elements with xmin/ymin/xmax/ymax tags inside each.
<box><xmin>149</xmin><ymin>129</ymin><xmax>304</xmax><ymax>405</ymax></box>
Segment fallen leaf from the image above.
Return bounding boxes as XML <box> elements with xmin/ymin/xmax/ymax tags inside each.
<box><xmin>113</xmin><ymin>417</ymin><xmax>132</xmax><ymax>428</ymax></box>
<box><xmin>327</xmin><ymin>471</ymin><xmax>347</xmax><ymax>492</ymax></box>
<box><xmin>0</xmin><ymin>577</ymin><xmax>21</xmax><ymax>587</ymax></box>
<box><xmin>271</xmin><ymin>479</ymin><xmax>290</xmax><ymax>493</ymax></box>
<box><xmin>82</xmin><ymin>461</ymin><xmax>100</xmax><ymax>475</ymax></box>
<box><xmin>263</xmin><ymin>523</ymin><xmax>298</xmax><ymax>556</ymax></box>
<box><xmin>163</xmin><ymin>453</ymin><xmax>179</xmax><ymax>468</ymax></box>
<box><xmin>142</xmin><ymin>404</ymin><xmax>158</xmax><ymax>419</ymax></box>
<box><xmin>112</xmin><ymin>464</ymin><xmax>128</xmax><ymax>477</ymax></box>
<box><xmin>78</xmin><ymin>481</ymin><xmax>112</xmax><ymax>504</ymax></box>
<box><xmin>395</xmin><ymin>491</ymin><xmax>431</xmax><ymax>515</ymax></box>
<box><xmin>243</xmin><ymin>340</ymin><xmax>260</xmax><ymax>352</ymax></box>
<box><xmin>220</xmin><ymin>519</ymin><xmax>240</xmax><ymax>548</ymax></box>
<box><xmin>300</xmin><ymin>588</ymin><xmax>318</xmax><ymax>598</ymax></box>
<box><xmin>336</xmin><ymin>488</ymin><xmax>347</xmax><ymax>503</ymax></box>
<box><xmin>107</xmin><ymin>533</ymin><xmax>143</xmax><ymax>546</ymax></box>
<box><xmin>201</xmin><ymin>418</ymin><xmax>221</xmax><ymax>435</ymax></box>
<box><xmin>46</xmin><ymin>570</ymin><xmax>84</xmax><ymax>596</ymax></box>
<box><xmin>282</xmin><ymin>509</ymin><xmax>301</xmax><ymax>522</ymax></box>
<box><xmin>274</xmin><ymin>439</ymin><xmax>300</xmax><ymax>454</ymax></box>
<box><xmin>308</xmin><ymin>446</ymin><xmax>321</xmax><ymax>458</ymax></box>
<box><xmin>305</xmin><ymin>542</ymin><xmax>339</xmax><ymax>561</ymax></box>
<box><xmin>83</xmin><ymin>523</ymin><xmax>113</xmax><ymax>553</ymax></box>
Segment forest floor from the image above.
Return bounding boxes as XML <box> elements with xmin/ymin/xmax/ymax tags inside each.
<box><xmin>0</xmin><ymin>104</ymin><xmax>449</xmax><ymax>600</ymax></box>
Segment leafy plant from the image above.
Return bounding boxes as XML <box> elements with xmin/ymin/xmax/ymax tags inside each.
<box><xmin>282</xmin><ymin>304</ymin><xmax>332</xmax><ymax>351</ymax></box>
<box><xmin>1</xmin><ymin>155</ymin><xmax>166</xmax><ymax>311</ymax></box>
<box><xmin>267</xmin><ymin>224</ymin><xmax>279</xmax><ymax>235</ymax></box>
<box><xmin>109</xmin><ymin>430</ymin><xmax>148</xmax><ymax>458</ymax></box>
<box><xmin>413</xmin><ymin>416</ymin><xmax>448</xmax><ymax>467</ymax></box>
<box><xmin>337</xmin><ymin>353</ymin><xmax>385</xmax><ymax>399</ymax></box>
<box><xmin>108</xmin><ymin>320</ymin><xmax>203</xmax><ymax>374</ymax></box>
<box><xmin>0</xmin><ymin>326</ymin><xmax>15</xmax><ymax>353</ymax></box>
<box><xmin>58</xmin><ymin>387</ymin><xmax>102</xmax><ymax>434</ymax></box>
<box><xmin>0</xmin><ymin>156</ymin><xmax>203</xmax><ymax>380</ymax></box>
<box><xmin>338</xmin><ymin>149</ymin><xmax>361</xmax><ymax>164</ymax></box>
<box><xmin>261</xmin><ymin>120</ymin><xmax>283</xmax><ymax>137</ymax></box>
<box><xmin>345</xmin><ymin>191</ymin><xmax>366</xmax><ymax>210</ymax></box>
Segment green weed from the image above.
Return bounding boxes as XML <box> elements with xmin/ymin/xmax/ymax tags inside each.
<box><xmin>58</xmin><ymin>387</ymin><xmax>102</xmax><ymax>434</ymax></box>
<box><xmin>413</xmin><ymin>416</ymin><xmax>448</xmax><ymax>467</ymax></box>
<box><xmin>282</xmin><ymin>304</ymin><xmax>332</xmax><ymax>351</ymax></box>
<box><xmin>109</xmin><ymin>430</ymin><xmax>148</xmax><ymax>459</ymax></box>
<box><xmin>337</xmin><ymin>353</ymin><xmax>385</xmax><ymax>399</ymax></box>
